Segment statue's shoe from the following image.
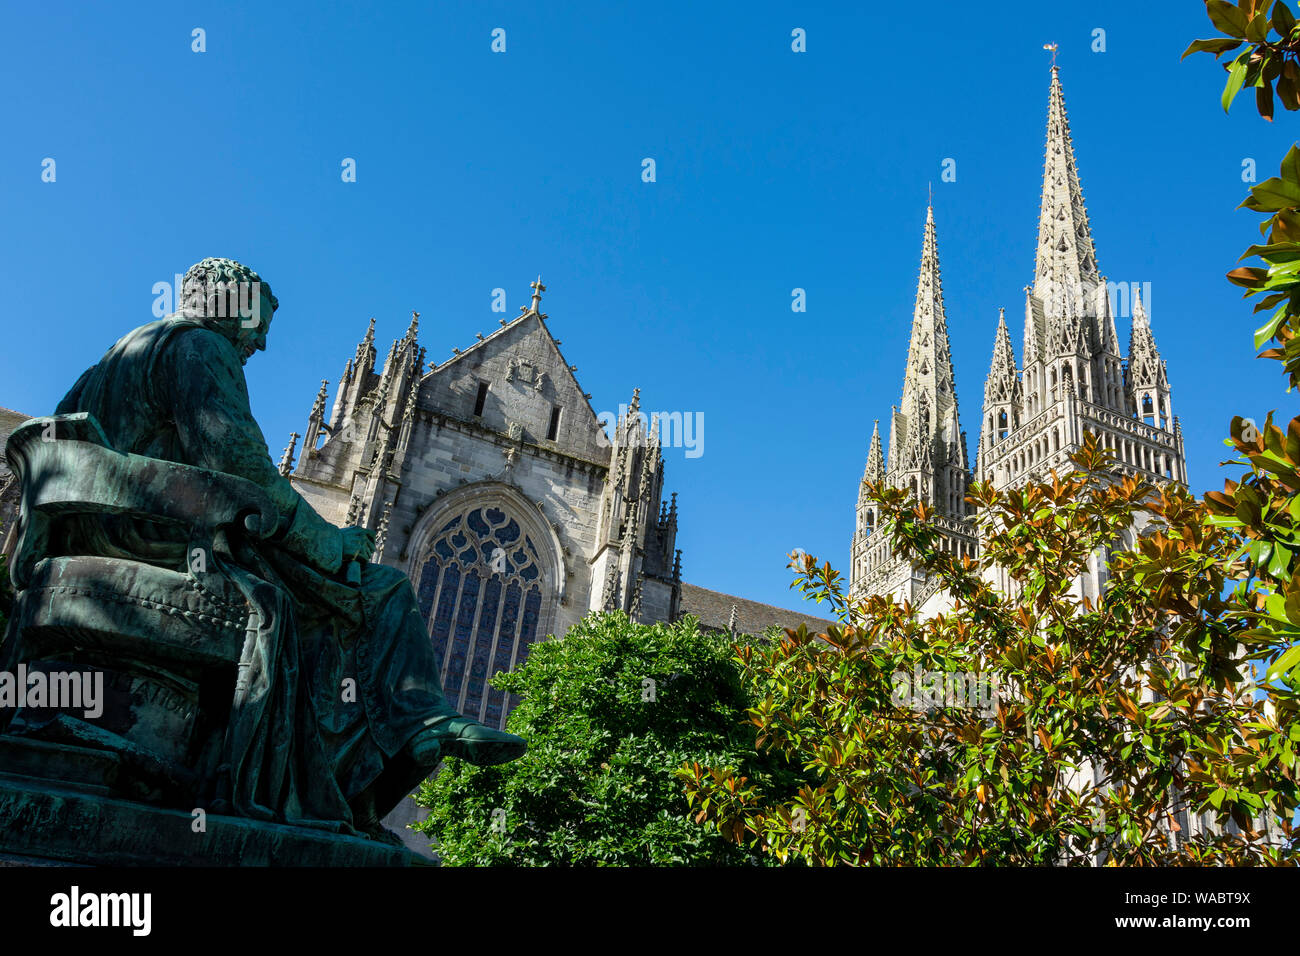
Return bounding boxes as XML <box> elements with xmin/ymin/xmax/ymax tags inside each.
<box><xmin>409</xmin><ymin>718</ymin><xmax>526</xmax><ymax>767</ymax></box>
<box><xmin>350</xmin><ymin>793</ymin><xmax>408</xmax><ymax>848</ymax></box>
<box><xmin>360</xmin><ymin>823</ymin><xmax>407</xmax><ymax>848</ymax></box>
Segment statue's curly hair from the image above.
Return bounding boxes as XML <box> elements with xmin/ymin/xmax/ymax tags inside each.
<box><xmin>178</xmin><ymin>257</ymin><xmax>279</xmax><ymax>326</ymax></box>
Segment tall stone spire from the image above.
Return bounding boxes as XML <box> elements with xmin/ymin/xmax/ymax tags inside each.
<box><xmin>1016</xmin><ymin>67</ymin><xmax>1123</xmax><ymax>417</ymax></box>
<box><xmin>886</xmin><ymin>205</ymin><xmax>964</xmax><ymax>514</ymax></box>
<box><xmin>1033</xmin><ymin>66</ymin><xmax>1099</xmax><ymax>301</ymax></box>
<box><xmin>898</xmin><ymin>206</ymin><xmax>957</xmax><ymax>429</ymax></box>
<box><xmin>852</xmin><ymin>207</ymin><xmax>975</xmax><ymax>601</ymax></box>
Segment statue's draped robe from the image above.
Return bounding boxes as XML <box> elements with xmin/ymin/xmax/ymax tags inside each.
<box><xmin>48</xmin><ymin>316</ymin><xmax>459</xmax><ymax>828</ymax></box>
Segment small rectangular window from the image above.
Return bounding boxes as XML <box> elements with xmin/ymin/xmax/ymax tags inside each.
<box><xmin>474</xmin><ymin>381</ymin><xmax>489</xmax><ymax>416</ymax></box>
<box><xmin>547</xmin><ymin>405</ymin><xmax>561</xmax><ymax>441</ymax></box>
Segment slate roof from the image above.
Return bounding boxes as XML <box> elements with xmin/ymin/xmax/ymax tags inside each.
<box><xmin>0</xmin><ymin>406</ymin><xmax>33</xmax><ymax>473</ymax></box>
<box><xmin>677</xmin><ymin>581</ymin><xmax>836</xmax><ymax>638</ymax></box>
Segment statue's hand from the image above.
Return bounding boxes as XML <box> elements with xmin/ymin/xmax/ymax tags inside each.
<box><xmin>340</xmin><ymin>526</ymin><xmax>376</xmax><ymax>563</ymax></box>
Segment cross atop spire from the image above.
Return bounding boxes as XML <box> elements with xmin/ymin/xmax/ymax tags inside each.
<box><xmin>530</xmin><ymin>275</ymin><xmax>546</xmax><ymax>313</ymax></box>
<box><xmin>1033</xmin><ymin>66</ymin><xmax>1099</xmax><ymax>298</ymax></box>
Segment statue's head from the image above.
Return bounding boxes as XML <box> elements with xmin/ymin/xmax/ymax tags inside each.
<box><xmin>177</xmin><ymin>257</ymin><xmax>279</xmax><ymax>365</ymax></box>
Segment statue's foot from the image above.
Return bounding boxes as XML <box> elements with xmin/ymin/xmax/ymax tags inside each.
<box><xmin>360</xmin><ymin>823</ymin><xmax>406</xmax><ymax>849</ymax></box>
<box><xmin>350</xmin><ymin>791</ymin><xmax>406</xmax><ymax>848</ymax></box>
<box><xmin>411</xmin><ymin>718</ymin><xmax>526</xmax><ymax>767</ymax></box>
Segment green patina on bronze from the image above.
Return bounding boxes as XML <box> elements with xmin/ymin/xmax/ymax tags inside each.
<box><xmin>0</xmin><ymin>257</ymin><xmax>525</xmax><ymax>863</ymax></box>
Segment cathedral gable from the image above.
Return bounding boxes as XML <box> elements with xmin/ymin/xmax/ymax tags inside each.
<box><xmin>420</xmin><ymin>313</ymin><xmax>609</xmax><ymax>464</ymax></box>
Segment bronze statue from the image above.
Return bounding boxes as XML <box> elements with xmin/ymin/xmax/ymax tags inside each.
<box><xmin>0</xmin><ymin>257</ymin><xmax>525</xmax><ymax>849</ymax></box>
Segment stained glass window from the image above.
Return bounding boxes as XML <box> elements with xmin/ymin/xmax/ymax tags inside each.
<box><xmin>414</xmin><ymin>506</ymin><xmax>550</xmax><ymax>728</ymax></box>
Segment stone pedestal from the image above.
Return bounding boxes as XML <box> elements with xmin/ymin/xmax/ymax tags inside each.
<box><xmin>0</xmin><ymin>771</ymin><xmax>430</xmax><ymax>867</ymax></box>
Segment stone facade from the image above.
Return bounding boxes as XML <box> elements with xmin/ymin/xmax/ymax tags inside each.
<box><xmin>286</xmin><ymin>281</ymin><xmax>689</xmax><ymax>732</ymax></box>
<box><xmin>283</xmin><ymin>279</ymin><xmax>833</xmax><ymax>751</ymax></box>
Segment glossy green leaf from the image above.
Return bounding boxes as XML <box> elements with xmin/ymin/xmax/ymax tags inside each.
<box><xmin>1224</xmin><ymin>49</ymin><xmax>1253</xmax><ymax>112</ymax></box>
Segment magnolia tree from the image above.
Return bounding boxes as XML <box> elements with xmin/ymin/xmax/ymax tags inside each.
<box><xmin>680</xmin><ymin>438</ymin><xmax>1298</xmax><ymax>865</ymax></box>
<box><xmin>1186</xmin><ymin>0</ymin><xmax>1300</xmax><ymax>695</ymax></box>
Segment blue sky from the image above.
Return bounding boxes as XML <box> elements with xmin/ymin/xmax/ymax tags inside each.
<box><xmin>2</xmin><ymin>2</ymin><xmax>1297</xmax><ymax>614</ymax></box>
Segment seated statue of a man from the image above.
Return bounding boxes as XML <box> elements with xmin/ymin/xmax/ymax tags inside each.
<box><xmin>48</xmin><ymin>256</ymin><xmax>525</xmax><ymax>843</ymax></box>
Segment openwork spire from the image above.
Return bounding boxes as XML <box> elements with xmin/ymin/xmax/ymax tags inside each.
<box><xmin>1033</xmin><ymin>67</ymin><xmax>1099</xmax><ymax>299</ymax></box>
<box><xmin>890</xmin><ymin>206</ymin><xmax>960</xmax><ymax>474</ymax></box>
<box><xmin>854</xmin><ymin>207</ymin><xmax>977</xmax><ymax>596</ymax></box>
<box><xmin>1126</xmin><ymin>287</ymin><xmax>1163</xmax><ymax>388</ymax></box>
<box><xmin>984</xmin><ymin>309</ymin><xmax>1020</xmax><ymax>406</ymax></box>
<box><xmin>864</xmin><ymin>419</ymin><xmax>884</xmax><ymax>483</ymax></box>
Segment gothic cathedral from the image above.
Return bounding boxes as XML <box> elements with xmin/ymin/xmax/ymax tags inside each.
<box><xmin>284</xmin><ymin>281</ymin><xmax>684</xmax><ymax>731</ymax></box>
<box><xmin>851</xmin><ymin>67</ymin><xmax>1186</xmax><ymax>611</ymax></box>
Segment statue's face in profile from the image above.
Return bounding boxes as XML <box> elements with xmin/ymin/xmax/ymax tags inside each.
<box><xmin>233</xmin><ymin>287</ymin><xmax>277</xmax><ymax>365</ymax></box>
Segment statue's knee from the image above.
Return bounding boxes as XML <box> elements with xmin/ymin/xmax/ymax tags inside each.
<box><xmin>361</xmin><ymin>562</ymin><xmax>408</xmax><ymax>588</ymax></box>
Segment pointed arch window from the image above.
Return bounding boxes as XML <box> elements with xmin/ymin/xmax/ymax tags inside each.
<box><xmin>414</xmin><ymin>506</ymin><xmax>549</xmax><ymax>728</ymax></box>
